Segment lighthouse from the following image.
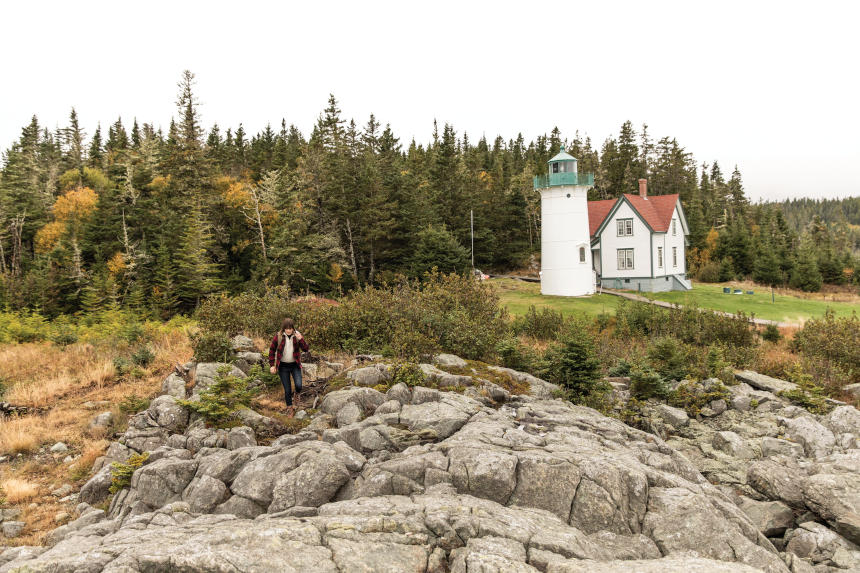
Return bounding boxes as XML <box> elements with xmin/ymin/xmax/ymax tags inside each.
<box><xmin>534</xmin><ymin>146</ymin><xmax>595</xmax><ymax>296</ymax></box>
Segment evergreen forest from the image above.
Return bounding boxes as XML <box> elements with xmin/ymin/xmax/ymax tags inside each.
<box><xmin>1</xmin><ymin>71</ymin><xmax>858</xmax><ymax>319</ymax></box>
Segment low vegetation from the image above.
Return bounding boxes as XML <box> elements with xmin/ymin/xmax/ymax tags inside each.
<box><xmin>178</xmin><ymin>367</ymin><xmax>255</xmax><ymax>428</ymax></box>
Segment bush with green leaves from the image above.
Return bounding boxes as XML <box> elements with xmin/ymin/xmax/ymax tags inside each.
<box><xmin>50</xmin><ymin>316</ymin><xmax>79</xmax><ymax>347</ymax></box>
<box><xmin>178</xmin><ymin>366</ymin><xmax>254</xmax><ymax>427</ymax></box>
<box><xmin>131</xmin><ymin>346</ymin><xmax>155</xmax><ymax>367</ymax></box>
<box><xmin>109</xmin><ymin>452</ymin><xmax>149</xmax><ymax>493</ymax></box>
<box><xmin>629</xmin><ymin>367</ymin><xmax>668</xmax><ymax>400</ymax></box>
<box><xmin>388</xmin><ymin>361</ymin><xmax>426</xmax><ymax>388</ymax></box>
<box><xmin>669</xmin><ymin>379</ymin><xmax>730</xmax><ymax>416</ymax></box>
<box><xmin>608</xmin><ymin>359</ymin><xmax>633</xmax><ymax>377</ymax></box>
<box><xmin>247</xmin><ymin>363</ymin><xmax>280</xmax><ymax>388</ymax></box>
<box><xmin>119</xmin><ymin>394</ymin><xmax>150</xmax><ymax>414</ymax></box>
<box><xmin>646</xmin><ymin>338</ymin><xmax>689</xmax><ymax>382</ymax></box>
<box><xmin>496</xmin><ymin>337</ymin><xmax>540</xmax><ymax>372</ymax></box>
<box><xmin>779</xmin><ymin>362</ymin><xmax>833</xmax><ymax>414</ymax></box>
<box><xmin>761</xmin><ymin>324</ymin><xmax>782</xmax><ymax>343</ymax></box>
<box><xmin>511</xmin><ymin>305</ymin><xmax>567</xmax><ymax>340</ymax></box>
<box><xmin>614</xmin><ymin>299</ymin><xmax>756</xmax><ymax>351</ymax></box>
<box><xmin>791</xmin><ymin>310</ymin><xmax>858</xmax><ymax>384</ymax></box>
<box><xmin>191</xmin><ymin>330</ymin><xmax>233</xmax><ymax>362</ymax></box>
<box><xmin>194</xmin><ymin>271</ymin><xmax>507</xmax><ymax>360</ymax></box>
<box><xmin>541</xmin><ymin>322</ymin><xmax>603</xmax><ymax>402</ymax></box>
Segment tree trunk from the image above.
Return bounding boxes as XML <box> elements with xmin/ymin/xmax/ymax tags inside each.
<box><xmin>345</xmin><ymin>217</ymin><xmax>358</xmax><ymax>282</ymax></box>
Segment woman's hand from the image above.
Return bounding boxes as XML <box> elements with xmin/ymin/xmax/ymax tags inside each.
<box><xmin>295</xmin><ymin>331</ymin><xmax>303</xmax><ymax>341</ymax></box>
<box><xmin>270</xmin><ymin>365</ymin><xmax>276</xmax><ymax>374</ymax></box>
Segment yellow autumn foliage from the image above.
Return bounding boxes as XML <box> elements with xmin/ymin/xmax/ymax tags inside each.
<box><xmin>107</xmin><ymin>252</ymin><xmax>126</xmax><ymax>276</ymax></box>
<box><xmin>223</xmin><ymin>181</ymin><xmax>252</xmax><ymax>210</ymax></box>
<box><xmin>35</xmin><ymin>221</ymin><xmax>66</xmax><ymax>253</ymax></box>
<box><xmin>53</xmin><ymin>187</ymin><xmax>98</xmax><ymax>223</ymax></box>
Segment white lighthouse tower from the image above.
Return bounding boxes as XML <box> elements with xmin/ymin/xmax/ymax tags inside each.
<box><xmin>535</xmin><ymin>146</ymin><xmax>595</xmax><ymax>296</ymax></box>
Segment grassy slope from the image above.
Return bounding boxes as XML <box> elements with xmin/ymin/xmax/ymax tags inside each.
<box><xmin>638</xmin><ymin>283</ymin><xmax>858</xmax><ymax>323</ymax></box>
<box><xmin>494</xmin><ymin>278</ymin><xmax>858</xmax><ymax>323</ymax></box>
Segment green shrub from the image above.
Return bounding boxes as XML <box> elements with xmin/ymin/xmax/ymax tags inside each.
<box><xmin>791</xmin><ymin>310</ymin><xmax>859</xmax><ymax>384</ymax></box>
<box><xmin>696</xmin><ymin>261</ymin><xmax>722</xmax><ymax>283</ymax></box>
<box><xmin>646</xmin><ymin>338</ymin><xmax>689</xmax><ymax>382</ymax></box>
<box><xmin>195</xmin><ymin>272</ymin><xmax>507</xmax><ymax>361</ymax></box>
<box><xmin>131</xmin><ymin>346</ymin><xmax>155</xmax><ymax>367</ymax></box>
<box><xmin>761</xmin><ymin>324</ymin><xmax>782</xmax><ymax>343</ymax></box>
<box><xmin>0</xmin><ymin>311</ymin><xmax>51</xmax><ymax>343</ymax></box>
<box><xmin>779</xmin><ymin>362</ymin><xmax>833</xmax><ymax>415</ymax></box>
<box><xmin>119</xmin><ymin>394</ymin><xmax>150</xmax><ymax>414</ymax></box>
<box><xmin>119</xmin><ymin>321</ymin><xmax>147</xmax><ymax>344</ymax></box>
<box><xmin>512</xmin><ymin>306</ymin><xmax>567</xmax><ymax>340</ymax></box>
<box><xmin>50</xmin><ymin>316</ymin><xmax>79</xmax><ymax>347</ymax></box>
<box><xmin>614</xmin><ymin>299</ymin><xmax>757</xmax><ymax>351</ymax></box>
<box><xmin>669</xmin><ymin>379</ymin><xmax>730</xmax><ymax>416</ymax></box>
<box><xmin>388</xmin><ymin>361</ymin><xmax>426</xmax><ymax>388</ymax></box>
<box><xmin>541</xmin><ymin>323</ymin><xmax>603</xmax><ymax>402</ymax></box>
<box><xmin>191</xmin><ymin>330</ymin><xmax>233</xmax><ymax>363</ymax></box>
<box><xmin>178</xmin><ymin>366</ymin><xmax>254</xmax><ymax>427</ymax></box>
<box><xmin>608</xmin><ymin>359</ymin><xmax>633</xmax><ymax>377</ymax></box>
<box><xmin>109</xmin><ymin>452</ymin><xmax>149</xmax><ymax>493</ymax></box>
<box><xmin>113</xmin><ymin>356</ymin><xmax>132</xmax><ymax>377</ymax></box>
<box><xmin>496</xmin><ymin>337</ymin><xmax>540</xmax><ymax>372</ymax></box>
<box><xmin>247</xmin><ymin>363</ymin><xmax>279</xmax><ymax>388</ymax></box>
<box><xmin>629</xmin><ymin>367</ymin><xmax>668</xmax><ymax>400</ymax></box>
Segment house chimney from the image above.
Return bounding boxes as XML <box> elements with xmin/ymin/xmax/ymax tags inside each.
<box><xmin>638</xmin><ymin>178</ymin><xmax>648</xmax><ymax>198</ymax></box>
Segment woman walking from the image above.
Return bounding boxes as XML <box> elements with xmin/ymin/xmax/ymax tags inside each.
<box><xmin>268</xmin><ymin>318</ymin><xmax>309</xmax><ymax>414</ymax></box>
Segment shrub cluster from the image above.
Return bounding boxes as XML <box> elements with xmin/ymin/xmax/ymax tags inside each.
<box><xmin>614</xmin><ymin>299</ymin><xmax>757</xmax><ymax>348</ymax></box>
<box><xmin>178</xmin><ymin>366</ymin><xmax>255</xmax><ymax>427</ymax></box>
<box><xmin>791</xmin><ymin>310</ymin><xmax>859</xmax><ymax>384</ymax></box>
<box><xmin>109</xmin><ymin>452</ymin><xmax>149</xmax><ymax>493</ymax></box>
<box><xmin>195</xmin><ymin>271</ymin><xmax>508</xmax><ymax>360</ymax></box>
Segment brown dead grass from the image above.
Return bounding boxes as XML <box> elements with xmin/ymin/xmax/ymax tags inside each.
<box><xmin>0</xmin><ymin>328</ymin><xmax>193</xmax><ymax>546</ymax></box>
<box><xmin>0</xmin><ymin>417</ymin><xmax>45</xmax><ymax>454</ymax></box>
<box><xmin>1</xmin><ymin>478</ymin><xmax>40</xmax><ymax>503</ymax></box>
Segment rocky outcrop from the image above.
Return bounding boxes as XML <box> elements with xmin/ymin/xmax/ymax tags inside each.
<box><xmin>8</xmin><ymin>358</ymin><xmax>853</xmax><ymax>572</ymax></box>
<box><xmin>10</xmin><ymin>355</ymin><xmax>860</xmax><ymax>573</ymax></box>
<box><xmin>635</xmin><ymin>372</ymin><xmax>860</xmax><ymax>571</ymax></box>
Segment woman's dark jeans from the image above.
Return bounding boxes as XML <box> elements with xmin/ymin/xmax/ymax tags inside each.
<box><xmin>277</xmin><ymin>362</ymin><xmax>302</xmax><ymax>407</ymax></box>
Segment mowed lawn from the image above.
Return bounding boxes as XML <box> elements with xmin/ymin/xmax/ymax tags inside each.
<box><xmin>492</xmin><ymin>279</ymin><xmax>620</xmax><ymax>317</ymax></box>
<box><xmin>639</xmin><ymin>283</ymin><xmax>858</xmax><ymax>324</ymax></box>
<box><xmin>493</xmin><ymin>278</ymin><xmax>858</xmax><ymax>324</ymax></box>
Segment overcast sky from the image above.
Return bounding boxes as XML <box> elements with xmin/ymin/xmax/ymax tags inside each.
<box><xmin>1</xmin><ymin>0</ymin><xmax>858</xmax><ymax>202</ymax></box>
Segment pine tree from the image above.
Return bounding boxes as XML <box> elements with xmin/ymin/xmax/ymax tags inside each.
<box><xmin>88</xmin><ymin>124</ymin><xmax>103</xmax><ymax>168</ymax></box>
<box><xmin>790</xmin><ymin>243</ymin><xmax>823</xmax><ymax>292</ymax></box>
<box><xmin>174</xmin><ymin>206</ymin><xmax>222</xmax><ymax>309</ymax></box>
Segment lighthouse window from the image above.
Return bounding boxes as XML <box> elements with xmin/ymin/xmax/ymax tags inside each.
<box><xmin>579</xmin><ymin>247</ymin><xmax>586</xmax><ymax>263</ymax></box>
<box><xmin>552</xmin><ymin>162</ymin><xmax>560</xmax><ymax>173</ymax></box>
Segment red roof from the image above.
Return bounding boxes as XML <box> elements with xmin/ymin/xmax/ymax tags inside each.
<box><xmin>588</xmin><ymin>194</ymin><xmax>680</xmax><ymax>237</ymax></box>
<box><xmin>588</xmin><ymin>199</ymin><xmax>617</xmax><ymax>236</ymax></box>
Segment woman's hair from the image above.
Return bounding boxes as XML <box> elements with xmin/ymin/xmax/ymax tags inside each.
<box><xmin>280</xmin><ymin>318</ymin><xmax>295</xmax><ymax>333</ymax></box>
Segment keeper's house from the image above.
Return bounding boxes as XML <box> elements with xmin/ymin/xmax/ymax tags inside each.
<box><xmin>588</xmin><ymin>179</ymin><xmax>691</xmax><ymax>292</ymax></box>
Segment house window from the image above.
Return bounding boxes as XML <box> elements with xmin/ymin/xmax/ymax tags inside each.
<box><xmin>673</xmin><ymin>247</ymin><xmax>678</xmax><ymax>267</ymax></box>
<box><xmin>617</xmin><ymin>248</ymin><xmax>634</xmax><ymax>270</ymax></box>
<box><xmin>672</xmin><ymin>219</ymin><xmax>677</xmax><ymax>236</ymax></box>
<box><xmin>616</xmin><ymin>218</ymin><xmax>633</xmax><ymax>237</ymax></box>
<box><xmin>579</xmin><ymin>247</ymin><xmax>586</xmax><ymax>263</ymax></box>
<box><xmin>552</xmin><ymin>162</ymin><xmax>560</xmax><ymax>173</ymax></box>
<box><xmin>657</xmin><ymin>247</ymin><xmax>663</xmax><ymax>268</ymax></box>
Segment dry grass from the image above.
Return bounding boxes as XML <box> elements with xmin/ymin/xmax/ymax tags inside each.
<box><xmin>0</xmin><ymin>416</ymin><xmax>45</xmax><ymax>454</ymax></box>
<box><xmin>1</xmin><ymin>478</ymin><xmax>40</xmax><ymax>502</ymax></box>
<box><xmin>0</xmin><ymin>328</ymin><xmax>193</xmax><ymax>545</ymax></box>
